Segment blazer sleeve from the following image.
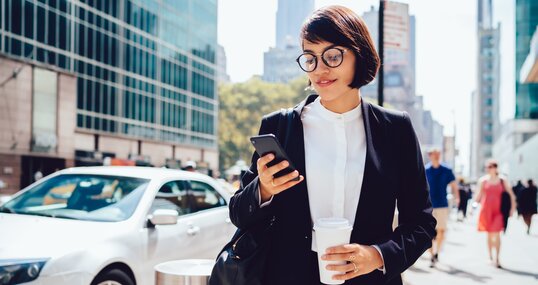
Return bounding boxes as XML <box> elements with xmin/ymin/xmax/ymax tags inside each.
<box><xmin>229</xmin><ymin>115</ymin><xmax>277</xmax><ymax>230</ymax></box>
<box><xmin>376</xmin><ymin>112</ymin><xmax>437</xmax><ymax>281</ymax></box>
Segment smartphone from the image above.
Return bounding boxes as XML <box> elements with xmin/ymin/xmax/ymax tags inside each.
<box><xmin>250</xmin><ymin>134</ymin><xmax>300</xmax><ymax>181</ymax></box>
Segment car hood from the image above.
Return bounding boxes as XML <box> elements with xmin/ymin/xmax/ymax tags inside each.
<box><xmin>0</xmin><ymin>213</ymin><xmax>132</xmax><ymax>260</ymax></box>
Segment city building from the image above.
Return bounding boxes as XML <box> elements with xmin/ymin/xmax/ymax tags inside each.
<box><xmin>217</xmin><ymin>44</ymin><xmax>230</xmax><ymax>83</ymax></box>
<box><xmin>515</xmin><ymin>0</ymin><xmax>538</xmax><ymax>118</ymax></box>
<box><xmin>443</xmin><ymin>136</ymin><xmax>457</xmax><ymax>171</ymax></box>
<box><xmin>0</xmin><ymin>0</ymin><xmax>219</xmax><ymax>194</ymax></box>
<box><xmin>492</xmin><ymin>119</ymin><xmax>538</xmax><ymax>181</ymax></box>
<box><xmin>470</xmin><ymin>0</ymin><xmax>501</xmax><ymax>179</ymax></box>
<box><xmin>492</xmin><ymin>1</ymin><xmax>538</xmax><ymax>182</ymax></box>
<box><xmin>520</xmin><ymin>27</ymin><xmax>538</xmax><ymax>83</ymax></box>
<box><xmin>275</xmin><ymin>0</ymin><xmax>314</xmax><ymax>50</ymax></box>
<box><xmin>263</xmin><ymin>0</ymin><xmax>314</xmax><ymax>83</ymax></box>
<box><xmin>263</xmin><ymin>45</ymin><xmax>303</xmax><ymax>83</ymax></box>
<box><xmin>361</xmin><ymin>4</ymin><xmax>442</xmax><ymax>147</ymax></box>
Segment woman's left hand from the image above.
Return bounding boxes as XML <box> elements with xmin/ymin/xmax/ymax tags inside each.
<box><xmin>321</xmin><ymin>244</ymin><xmax>384</xmax><ymax>281</ymax></box>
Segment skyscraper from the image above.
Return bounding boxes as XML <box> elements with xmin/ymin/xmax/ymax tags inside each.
<box><xmin>263</xmin><ymin>0</ymin><xmax>314</xmax><ymax>83</ymax></box>
<box><xmin>276</xmin><ymin>0</ymin><xmax>315</xmax><ymax>49</ymax></box>
<box><xmin>361</xmin><ymin>5</ymin><xmax>434</xmax><ymax>143</ymax></box>
<box><xmin>0</xmin><ymin>0</ymin><xmax>219</xmax><ymax>192</ymax></box>
<box><xmin>470</xmin><ymin>0</ymin><xmax>501</xmax><ymax>179</ymax></box>
<box><xmin>515</xmin><ymin>0</ymin><xmax>538</xmax><ymax>118</ymax></box>
<box><xmin>217</xmin><ymin>44</ymin><xmax>231</xmax><ymax>83</ymax></box>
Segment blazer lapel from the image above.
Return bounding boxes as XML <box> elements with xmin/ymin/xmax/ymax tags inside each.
<box><xmin>273</xmin><ymin>95</ymin><xmax>317</xmax><ymax>234</ymax></box>
<box><xmin>352</xmin><ymin>101</ymin><xmax>384</xmax><ymax>241</ymax></box>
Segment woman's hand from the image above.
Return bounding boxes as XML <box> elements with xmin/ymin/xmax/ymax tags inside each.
<box><xmin>322</xmin><ymin>244</ymin><xmax>384</xmax><ymax>281</ymax></box>
<box><xmin>257</xmin><ymin>154</ymin><xmax>304</xmax><ymax>202</ymax></box>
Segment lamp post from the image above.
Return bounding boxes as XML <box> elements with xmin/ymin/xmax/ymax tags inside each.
<box><xmin>378</xmin><ymin>0</ymin><xmax>385</xmax><ymax>107</ymax></box>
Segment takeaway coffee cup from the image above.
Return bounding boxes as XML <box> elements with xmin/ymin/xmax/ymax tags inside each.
<box><xmin>314</xmin><ymin>218</ymin><xmax>353</xmax><ymax>285</ymax></box>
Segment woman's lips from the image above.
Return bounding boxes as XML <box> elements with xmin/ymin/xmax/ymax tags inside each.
<box><xmin>316</xmin><ymin>79</ymin><xmax>336</xmax><ymax>88</ymax></box>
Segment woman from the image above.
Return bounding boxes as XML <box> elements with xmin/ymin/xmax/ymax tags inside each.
<box><xmin>475</xmin><ymin>160</ymin><xmax>516</xmax><ymax>268</ymax></box>
<box><xmin>229</xmin><ymin>6</ymin><xmax>436</xmax><ymax>285</ymax></box>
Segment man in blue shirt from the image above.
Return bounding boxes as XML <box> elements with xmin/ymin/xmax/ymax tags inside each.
<box><xmin>425</xmin><ymin>148</ymin><xmax>459</xmax><ymax>268</ymax></box>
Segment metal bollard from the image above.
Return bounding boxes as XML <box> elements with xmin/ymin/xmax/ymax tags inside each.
<box><xmin>155</xmin><ymin>259</ymin><xmax>214</xmax><ymax>285</ymax></box>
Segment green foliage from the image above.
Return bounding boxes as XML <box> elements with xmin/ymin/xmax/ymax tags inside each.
<box><xmin>218</xmin><ymin>76</ymin><xmax>310</xmax><ymax>171</ymax></box>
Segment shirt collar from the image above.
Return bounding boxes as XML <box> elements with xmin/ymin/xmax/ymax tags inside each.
<box><xmin>311</xmin><ymin>96</ymin><xmax>362</xmax><ymax>123</ymax></box>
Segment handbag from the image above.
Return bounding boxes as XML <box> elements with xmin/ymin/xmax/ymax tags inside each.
<box><xmin>499</xmin><ymin>178</ymin><xmax>511</xmax><ymax>231</ymax></box>
<box><xmin>209</xmin><ymin>108</ymin><xmax>294</xmax><ymax>285</ymax></box>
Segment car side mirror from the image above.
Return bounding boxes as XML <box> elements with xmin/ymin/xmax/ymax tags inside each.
<box><xmin>148</xmin><ymin>209</ymin><xmax>178</xmax><ymax>227</ymax></box>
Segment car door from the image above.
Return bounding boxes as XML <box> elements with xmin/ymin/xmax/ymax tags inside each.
<box><xmin>184</xmin><ymin>179</ymin><xmax>236</xmax><ymax>258</ymax></box>
<box><xmin>141</xmin><ymin>180</ymin><xmax>209</xmax><ymax>284</ymax></box>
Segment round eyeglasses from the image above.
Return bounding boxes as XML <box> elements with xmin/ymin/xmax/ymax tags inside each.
<box><xmin>296</xmin><ymin>47</ymin><xmax>347</xmax><ymax>72</ymax></box>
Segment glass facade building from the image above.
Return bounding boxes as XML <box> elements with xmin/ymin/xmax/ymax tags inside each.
<box><xmin>515</xmin><ymin>0</ymin><xmax>538</xmax><ymax>119</ymax></box>
<box><xmin>0</xmin><ymin>0</ymin><xmax>218</xmax><ymax>148</ymax></box>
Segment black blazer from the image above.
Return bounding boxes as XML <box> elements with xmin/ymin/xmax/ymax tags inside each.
<box><xmin>229</xmin><ymin>95</ymin><xmax>436</xmax><ymax>285</ymax></box>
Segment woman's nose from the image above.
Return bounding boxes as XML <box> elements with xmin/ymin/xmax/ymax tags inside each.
<box><xmin>312</xmin><ymin>59</ymin><xmax>330</xmax><ymax>75</ymax></box>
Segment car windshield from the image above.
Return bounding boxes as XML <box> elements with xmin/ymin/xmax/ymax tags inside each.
<box><xmin>0</xmin><ymin>174</ymin><xmax>149</xmax><ymax>222</ymax></box>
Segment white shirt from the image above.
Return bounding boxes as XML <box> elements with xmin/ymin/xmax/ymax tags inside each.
<box><xmin>301</xmin><ymin>97</ymin><xmax>366</xmax><ymax>249</ymax></box>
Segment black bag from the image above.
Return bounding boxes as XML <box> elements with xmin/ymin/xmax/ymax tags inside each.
<box><xmin>209</xmin><ymin>109</ymin><xmax>294</xmax><ymax>285</ymax></box>
<box><xmin>499</xmin><ymin>179</ymin><xmax>511</xmax><ymax>231</ymax></box>
<box><xmin>208</xmin><ymin>216</ymin><xmax>275</xmax><ymax>285</ymax></box>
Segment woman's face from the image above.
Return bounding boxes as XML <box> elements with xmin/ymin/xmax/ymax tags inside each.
<box><xmin>486</xmin><ymin>163</ymin><xmax>497</xmax><ymax>175</ymax></box>
<box><xmin>302</xmin><ymin>40</ymin><xmax>357</xmax><ymax>103</ymax></box>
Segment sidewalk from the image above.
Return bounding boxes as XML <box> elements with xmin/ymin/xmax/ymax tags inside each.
<box><xmin>403</xmin><ymin>209</ymin><xmax>538</xmax><ymax>285</ymax></box>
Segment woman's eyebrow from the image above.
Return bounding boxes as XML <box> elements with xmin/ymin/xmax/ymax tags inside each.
<box><xmin>302</xmin><ymin>44</ymin><xmax>338</xmax><ymax>54</ymax></box>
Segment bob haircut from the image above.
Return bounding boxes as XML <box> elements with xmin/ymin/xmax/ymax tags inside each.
<box><xmin>300</xmin><ymin>5</ymin><xmax>380</xmax><ymax>89</ymax></box>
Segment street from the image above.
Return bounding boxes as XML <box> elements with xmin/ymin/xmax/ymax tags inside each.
<box><xmin>403</xmin><ymin>208</ymin><xmax>538</xmax><ymax>285</ymax></box>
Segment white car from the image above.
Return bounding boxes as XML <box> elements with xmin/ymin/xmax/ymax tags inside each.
<box><xmin>0</xmin><ymin>167</ymin><xmax>236</xmax><ymax>285</ymax></box>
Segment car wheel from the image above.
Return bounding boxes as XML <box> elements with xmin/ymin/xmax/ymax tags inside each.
<box><xmin>92</xmin><ymin>268</ymin><xmax>135</xmax><ymax>285</ymax></box>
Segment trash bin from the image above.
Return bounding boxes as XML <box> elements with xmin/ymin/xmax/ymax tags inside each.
<box><xmin>155</xmin><ymin>259</ymin><xmax>214</xmax><ymax>285</ymax></box>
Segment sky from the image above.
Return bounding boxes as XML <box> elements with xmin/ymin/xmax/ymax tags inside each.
<box><xmin>217</xmin><ymin>0</ymin><xmax>516</xmax><ymax>176</ymax></box>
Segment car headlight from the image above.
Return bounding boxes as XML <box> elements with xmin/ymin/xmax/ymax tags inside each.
<box><xmin>0</xmin><ymin>259</ymin><xmax>48</xmax><ymax>285</ymax></box>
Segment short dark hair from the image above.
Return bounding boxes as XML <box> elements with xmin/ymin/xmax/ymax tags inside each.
<box><xmin>300</xmin><ymin>5</ymin><xmax>380</xmax><ymax>89</ymax></box>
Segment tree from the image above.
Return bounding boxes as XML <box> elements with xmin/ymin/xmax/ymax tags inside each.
<box><xmin>218</xmin><ymin>76</ymin><xmax>309</xmax><ymax>172</ymax></box>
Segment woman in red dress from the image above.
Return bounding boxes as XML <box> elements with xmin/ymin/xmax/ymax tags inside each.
<box><xmin>475</xmin><ymin>160</ymin><xmax>516</xmax><ymax>268</ymax></box>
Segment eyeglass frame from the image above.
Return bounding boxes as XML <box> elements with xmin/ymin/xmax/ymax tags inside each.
<box><xmin>295</xmin><ymin>46</ymin><xmax>348</xmax><ymax>72</ymax></box>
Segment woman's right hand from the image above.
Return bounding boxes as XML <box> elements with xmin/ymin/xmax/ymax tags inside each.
<box><xmin>257</xmin><ymin>154</ymin><xmax>304</xmax><ymax>202</ymax></box>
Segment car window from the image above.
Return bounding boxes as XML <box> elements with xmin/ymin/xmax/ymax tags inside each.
<box><xmin>2</xmin><ymin>174</ymin><xmax>149</xmax><ymax>222</ymax></box>
<box><xmin>150</xmin><ymin>181</ymin><xmax>191</xmax><ymax>216</ymax></box>
<box><xmin>188</xmin><ymin>180</ymin><xmax>226</xmax><ymax>212</ymax></box>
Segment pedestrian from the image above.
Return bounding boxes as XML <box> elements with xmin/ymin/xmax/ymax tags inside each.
<box><xmin>457</xmin><ymin>177</ymin><xmax>472</xmax><ymax>221</ymax></box>
<box><xmin>475</xmin><ymin>159</ymin><xmax>516</xmax><ymax>268</ymax></box>
<box><xmin>513</xmin><ymin>180</ymin><xmax>525</xmax><ymax>214</ymax></box>
<box><xmin>183</xmin><ymin>160</ymin><xmax>197</xmax><ymax>172</ymax></box>
<box><xmin>226</xmin><ymin>5</ymin><xmax>436</xmax><ymax>285</ymax></box>
<box><xmin>33</xmin><ymin>170</ymin><xmax>43</xmax><ymax>182</ymax></box>
<box><xmin>519</xmin><ymin>179</ymin><xmax>537</xmax><ymax>234</ymax></box>
<box><xmin>425</xmin><ymin>148</ymin><xmax>459</xmax><ymax>268</ymax></box>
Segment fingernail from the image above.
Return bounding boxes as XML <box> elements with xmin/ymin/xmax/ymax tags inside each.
<box><xmin>321</xmin><ymin>255</ymin><xmax>327</xmax><ymax>260</ymax></box>
<box><xmin>268</xmin><ymin>154</ymin><xmax>274</xmax><ymax>159</ymax></box>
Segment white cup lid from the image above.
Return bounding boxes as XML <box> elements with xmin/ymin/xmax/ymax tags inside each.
<box><xmin>314</xmin><ymin>217</ymin><xmax>350</xmax><ymax>229</ymax></box>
